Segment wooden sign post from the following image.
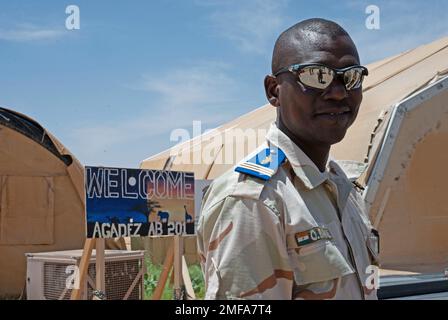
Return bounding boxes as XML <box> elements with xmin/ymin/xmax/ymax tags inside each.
<box><xmin>70</xmin><ymin>235</ymin><xmax>195</xmax><ymax>300</ymax></box>
<box><xmin>93</xmin><ymin>238</ymin><xmax>106</xmax><ymax>300</ymax></box>
<box><xmin>173</xmin><ymin>235</ymin><xmax>184</xmax><ymax>299</ymax></box>
<box><xmin>70</xmin><ymin>238</ymin><xmax>107</xmax><ymax>300</ymax></box>
<box><xmin>70</xmin><ymin>238</ymin><xmax>96</xmax><ymax>300</ymax></box>
<box><xmin>77</xmin><ymin>166</ymin><xmax>196</xmax><ymax>300</ymax></box>
<box><xmin>152</xmin><ymin>235</ymin><xmax>196</xmax><ymax>300</ymax></box>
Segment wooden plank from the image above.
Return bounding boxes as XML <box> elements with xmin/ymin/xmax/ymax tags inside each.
<box><xmin>94</xmin><ymin>238</ymin><xmax>106</xmax><ymax>300</ymax></box>
<box><xmin>152</xmin><ymin>241</ymin><xmax>174</xmax><ymax>300</ymax></box>
<box><xmin>141</xmin><ymin>256</ymin><xmax>146</xmax><ymax>300</ymax></box>
<box><xmin>182</xmin><ymin>256</ymin><xmax>196</xmax><ymax>300</ymax></box>
<box><xmin>173</xmin><ymin>235</ymin><xmax>184</xmax><ymax>300</ymax></box>
<box><xmin>170</xmin><ymin>267</ymin><xmax>174</xmax><ymax>286</ymax></box>
<box><xmin>123</xmin><ymin>269</ymin><xmax>144</xmax><ymax>300</ymax></box>
<box><xmin>173</xmin><ymin>235</ymin><xmax>183</xmax><ymax>290</ymax></box>
<box><xmin>70</xmin><ymin>238</ymin><xmax>96</xmax><ymax>300</ymax></box>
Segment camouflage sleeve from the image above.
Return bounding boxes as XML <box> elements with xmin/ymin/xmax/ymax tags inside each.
<box><xmin>197</xmin><ymin>196</ymin><xmax>293</xmax><ymax>300</ymax></box>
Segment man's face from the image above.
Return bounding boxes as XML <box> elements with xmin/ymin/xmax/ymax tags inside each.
<box><xmin>269</xmin><ymin>35</ymin><xmax>363</xmax><ymax>146</ymax></box>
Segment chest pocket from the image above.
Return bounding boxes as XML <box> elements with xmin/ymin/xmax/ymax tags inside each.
<box><xmin>286</xmin><ymin>229</ymin><xmax>355</xmax><ymax>286</ymax></box>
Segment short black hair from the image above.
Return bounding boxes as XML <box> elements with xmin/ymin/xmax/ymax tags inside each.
<box><xmin>271</xmin><ymin>18</ymin><xmax>353</xmax><ymax>74</ymax></box>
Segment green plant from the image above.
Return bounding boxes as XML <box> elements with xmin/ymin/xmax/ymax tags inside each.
<box><xmin>188</xmin><ymin>264</ymin><xmax>205</xmax><ymax>299</ymax></box>
<box><xmin>144</xmin><ymin>259</ymin><xmax>205</xmax><ymax>300</ymax></box>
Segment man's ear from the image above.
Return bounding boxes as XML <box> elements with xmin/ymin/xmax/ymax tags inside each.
<box><xmin>264</xmin><ymin>75</ymin><xmax>280</xmax><ymax>107</ymax></box>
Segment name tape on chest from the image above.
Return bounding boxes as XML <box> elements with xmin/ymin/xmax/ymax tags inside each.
<box><xmin>295</xmin><ymin>227</ymin><xmax>332</xmax><ymax>247</ymax></box>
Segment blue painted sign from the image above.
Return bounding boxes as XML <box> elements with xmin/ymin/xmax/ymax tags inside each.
<box><xmin>85</xmin><ymin>166</ymin><xmax>195</xmax><ymax>238</ymax></box>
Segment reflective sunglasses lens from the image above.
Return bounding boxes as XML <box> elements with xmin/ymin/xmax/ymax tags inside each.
<box><xmin>344</xmin><ymin>68</ymin><xmax>364</xmax><ymax>90</ymax></box>
<box><xmin>298</xmin><ymin>66</ymin><xmax>334</xmax><ymax>89</ymax></box>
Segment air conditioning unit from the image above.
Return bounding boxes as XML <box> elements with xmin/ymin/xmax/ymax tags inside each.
<box><xmin>26</xmin><ymin>249</ymin><xmax>146</xmax><ymax>300</ymax></box>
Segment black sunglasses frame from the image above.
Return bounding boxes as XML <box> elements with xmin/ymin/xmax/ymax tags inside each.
<box><xmin>274</xmin><ymin>63</ymin><xmax>369</xmax><ymax>91</ymax></box>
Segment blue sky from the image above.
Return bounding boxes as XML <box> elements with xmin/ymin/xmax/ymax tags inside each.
<box><xmin>0</xmin><ymin>0</ymin><xmax>447</xmax><ymax>168</ymax></box>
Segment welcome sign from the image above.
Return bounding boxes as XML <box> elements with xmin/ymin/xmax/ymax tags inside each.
<box><xmin>85</xmin><ymin>166</ymin><xmax>195</xmax><ymax>238</ymax></box>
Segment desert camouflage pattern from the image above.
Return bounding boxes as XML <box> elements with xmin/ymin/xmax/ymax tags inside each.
<box><xmin>197</xmin><ymin>123</ymin><xmax>379</xmax><ymax>300</ymax></box>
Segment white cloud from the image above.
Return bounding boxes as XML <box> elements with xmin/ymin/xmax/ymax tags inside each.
<box><xmin>0</xmin><ymin>24</ymin><xmax>65</xmax><ymax>42</ymax></box>
<box><xmin>143</xmin><ymin>61</ymin><xmax>235</xmax><ymax>107</ymax></box>
<box><xmin>198</xmin><ymin>0</ymin><xmax>291</xmax><ymax>54</ymax></box>
<box><xmin>67</xmin><ymin>62</ymin><xmax>244</xmax><ymax>167</ymax></box>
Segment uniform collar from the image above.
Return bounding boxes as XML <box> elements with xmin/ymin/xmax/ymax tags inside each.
<box><xmin>327</xmin><ymin>160</ymin><xmax>353</xmax><ymax>211</ymax></box>
<box><xmin>266</xmin><ymin>122</ymin><xmax>329</xmax><ymax>190</ymax></box>
<box><xmin>266</xmin><ymin>122</ymin><xmax>353</xmax><ymax>209</ymax></box>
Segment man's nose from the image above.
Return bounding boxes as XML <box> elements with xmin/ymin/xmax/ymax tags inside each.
<box><xmin>322</xmin><ymin>78</ymin><xmax>348</xmax><ymax>100</ymax></box>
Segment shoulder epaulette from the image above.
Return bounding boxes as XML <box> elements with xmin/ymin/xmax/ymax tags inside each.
<box><xmin>235</xmin><ymin>146</ymin><xmax>286</xmax><ymax>181</ymax></box>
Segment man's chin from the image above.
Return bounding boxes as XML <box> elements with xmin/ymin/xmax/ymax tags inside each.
<box><xmin>320</xmin><ymin>131</ymin><xmax>348</xmax><ymax>146</ymax></box>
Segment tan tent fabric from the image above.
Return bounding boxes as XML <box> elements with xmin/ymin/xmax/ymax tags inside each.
<box><xmin>141</xmin><ymin>36</ymin><xmax>448</xmax><ymax>177</ymax></box>
<box><xmin>368</xmin><ymin>87</ymin><xmax>448</xmax><ymax>271</ymax></box>
<box><xmin>139</xmin><ymin>36</ymin><xmax>448</xmax><ymax>272</ymax></box>
<box><xmin>333</xmin><ymin>36</ymin><xmax>448</xmax><ymax>163</ymax></box>
<box><xmin>0</xmin><ymin>108</ymin><xmax>125</xmax><ymax>298</ymax></box>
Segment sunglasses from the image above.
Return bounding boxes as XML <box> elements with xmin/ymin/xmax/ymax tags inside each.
<box><xmin>274</xmin><ymin>63</ymin><xmax>369</xmax><ymax>91</ymax></box>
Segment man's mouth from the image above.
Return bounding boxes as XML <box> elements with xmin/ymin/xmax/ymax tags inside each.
<box><xmin>315</xmin><ymin>107</ymin><xmax>351</xmax><ymax>117</ymax></box>
<box><xmin>314</xmin><ymin>108</ymin><xmax>352</xmax><ymax>125</ymax></box>
<box><xmin>319</xmin><ymin>111</ymin><xmax>351</xmax><ymax>116</ymax></box>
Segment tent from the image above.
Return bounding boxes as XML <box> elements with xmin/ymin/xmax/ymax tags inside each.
<box><xmin>0</xmin><ymin>107</ymin><xmax>124</xmax><ymax>298</ymax></box>
<box><xmin>139</xmin><ymin>36</ymin><xmax>448</xmax><ymax>273</ymax></box>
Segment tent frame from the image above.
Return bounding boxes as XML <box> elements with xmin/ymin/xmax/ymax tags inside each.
<box><xmin>363</xmin><ymin>76</ymin><xmax>448</xmax><ymax>212</ymax></box>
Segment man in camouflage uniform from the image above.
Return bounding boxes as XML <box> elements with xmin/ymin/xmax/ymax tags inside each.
<box><xmin>197</xmin><ymin>18</ymin><xmax>380</xmax><ymax>300</ymax></box>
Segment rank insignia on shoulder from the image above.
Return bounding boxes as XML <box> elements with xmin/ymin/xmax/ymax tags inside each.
<box><xmin>295</xmin><ymin>227</ymin><xmax>332</xmax><ymax>247</ymax></box>
<box><xmin>235</xmin><ymin>146</ymin><xmax>286</xmax><ymax>181</ymax></box>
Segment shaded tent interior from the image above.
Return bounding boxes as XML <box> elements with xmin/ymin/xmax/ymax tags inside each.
<box><xmin>139</xmin><ymin>37</ymin><xmax>448</xmax><ymax>273</ymax></box>
<box><xmin>0</xmin><ymin>107</ymin><xmax>124</xmax><ymax>298</ymax></box>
